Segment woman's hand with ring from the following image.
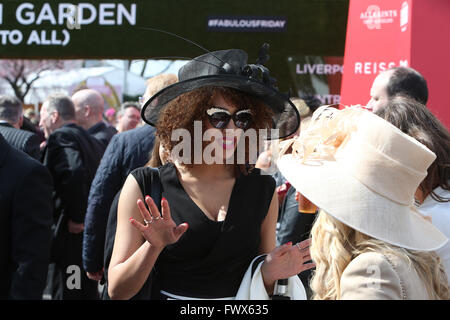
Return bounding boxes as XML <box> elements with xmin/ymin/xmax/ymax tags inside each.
<box><xmin>260</xmin><ymin>238</ymin><xmax>316</xmax><ymax>292</ymax></box>
<box><xmin>129</xmin><ymin>196</ymin><xmax>189</xmax><ymax>250</ymax></box>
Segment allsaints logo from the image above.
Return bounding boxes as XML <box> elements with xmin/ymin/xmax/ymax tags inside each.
<box><xmin>360</xmin><ymin>5</ymin><xmax>398</xmax><ymax>30</ymax></box>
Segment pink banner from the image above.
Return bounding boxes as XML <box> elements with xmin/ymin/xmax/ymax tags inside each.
<box><xmin>340</xmin><ymin>0</ymin><xmax>450</xmax><ymax>128</ymax></box>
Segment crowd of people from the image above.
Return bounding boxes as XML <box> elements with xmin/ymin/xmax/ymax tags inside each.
<box><xmin>0</xmin><ymin>46</ymin><xmax>449</xmax><ymax>300</ymax></box>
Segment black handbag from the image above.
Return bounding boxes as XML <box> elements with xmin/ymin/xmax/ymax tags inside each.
<box><xmin>101</xmin><ymin>167</ymin><xmax>162</xmax><ymax>300</ymax></box>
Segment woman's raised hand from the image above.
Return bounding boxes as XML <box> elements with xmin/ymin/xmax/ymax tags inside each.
<box><xmin>129</xmin><ymin>196</ymin><xmax>189</xmax><ymax>249</ymax></box>
<box><xmin>261</xmin><ymin>239</ymin><xmax>315</xmax><ymax>287</ymax></box>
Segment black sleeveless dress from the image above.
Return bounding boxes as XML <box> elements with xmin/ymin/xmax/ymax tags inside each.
<box><xmin>131</xmin><ymin>162</ymin><xmax>275</xmax><ymax>299</ymax></box>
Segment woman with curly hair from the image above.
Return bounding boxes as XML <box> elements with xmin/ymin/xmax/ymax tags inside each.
<box><xmin>107</xmin><ymin>47</ymin><xmax>314</xmax><ymax>300</ymax></box>
<box><xmin>277</xmin><ymin>106</ymin><xmax>449</xmax><ymax>299</ymax></box>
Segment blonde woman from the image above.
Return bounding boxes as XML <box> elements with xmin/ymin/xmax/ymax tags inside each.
<box><xmin>277</xmin><ymin>106</ymin><xmax>449</xmax><ymax>299</ymax></box>
<box><xmin>309</xmin><ymin>212</ymin><xmax>448</xmax><ymax>299</ymax></box>
<box><xmin>375</xmin><ymin>95</ymin><xmax>450</xmax><ymax>284</ymax></box>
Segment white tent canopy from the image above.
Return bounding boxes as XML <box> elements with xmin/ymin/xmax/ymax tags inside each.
<box><xmin>0</xmin><ymin>59</ymin><xmax>189</xmax><ymax>109</ymax></box>
<box><xmin>25</xmin><ymin>66</ymin><xmax>147</xmax><ymax>106</ymax></box>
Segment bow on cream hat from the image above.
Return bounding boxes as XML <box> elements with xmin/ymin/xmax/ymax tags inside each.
<box><xmin>277</xmin><ymin>106</ymin><xmax>448</xmax><ymax>251</ymax></box>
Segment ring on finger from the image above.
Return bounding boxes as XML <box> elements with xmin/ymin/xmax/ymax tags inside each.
<box><xmin>296</xmin><ymin>242</ymin><xmax>308</xmax><ymax>252</ymax></box>
<box><xmin>153</xmin><ymin>216</ymin><xmax>161</xmax><ymax>220</ymax></box>
<box><xmin>144</xmin><ymin>219</ymin><xmax>152</xmax><ymax>225</ymax></box>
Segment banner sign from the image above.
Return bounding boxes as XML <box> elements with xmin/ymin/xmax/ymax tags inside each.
<box><xmin>0</xmin><ymin>2</ymin><xmax>136</xmax><ymax>47</ymax></box>
<box><xmin>207</xmin><ymin>16</ymin><xmax>287</xmax><ymax>32</ymax></box>
<box><xmin>287</xmin><ymin>56</ymin><xmax>343</xmax><ymax>105</ymax></box>
<box><xmin>340</xmin><ymin>0</ymin><xmax>450</xmax><ymax>128</ymax></box>
<box><xmin>0</xmin><ymin>0</ymin><xmax>349</xmax><ymax>100</ymax></box>
<box><xmin>340</xmin><ymin>0</ymin><xmax>411</xmax><ymax>107</ymax></box>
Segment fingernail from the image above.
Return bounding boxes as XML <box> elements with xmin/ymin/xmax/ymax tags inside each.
<box><xmin>285</xmin><ymin>241</ymin><xmax>292</xmax><ymax>246</ymax></box>
<box><xmin>129</xmin><ymin>217</ymin><xmax>134</xmax><ymax>222</ymax></box>
<box><xmin>162</xmin><ymin>197</ymin><xmax>167</xmax><ymax>202</ymax></box>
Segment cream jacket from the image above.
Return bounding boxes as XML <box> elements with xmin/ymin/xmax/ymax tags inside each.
<box><xmin>340</xmin><ymin>252</ymin><xmax>430</xmax><ymax>300</ymax></box>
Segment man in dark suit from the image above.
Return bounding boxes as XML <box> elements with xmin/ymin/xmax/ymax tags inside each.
<box><xmin>0</xmin><ymin>95</ymin><xmax>41</xmax><ymax>159</ymax></box>
<box><xmin>0</xmin><ymin>133</ymin><xmax>53</xmax><ymax>299</ymax></box>
<box><xmin>71</xmin><ymin>89</ymin><xmax>117</xmax><ymax>148</ymax></box>
<box><xmin>40</xmin><ymin>93</ymin><xmax>104</xmax><ymax>300</ymax></box>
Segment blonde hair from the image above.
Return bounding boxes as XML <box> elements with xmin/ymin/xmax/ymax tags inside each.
<box><xmin>310</xmin><ymin>210</ymin><xmax>449</xmax><ymax>300</ymax></box>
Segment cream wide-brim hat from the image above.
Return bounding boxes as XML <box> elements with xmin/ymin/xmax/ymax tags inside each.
<box><xmin>277</xmin><ymin>107</ymin><xmax>448</xmax><ymax>251</ymax></box>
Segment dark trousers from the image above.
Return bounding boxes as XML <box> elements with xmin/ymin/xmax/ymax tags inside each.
<box><xmin>50</xmin><ymin>230</ymin><xmax>98</xmax><ymax>300</ymax></box>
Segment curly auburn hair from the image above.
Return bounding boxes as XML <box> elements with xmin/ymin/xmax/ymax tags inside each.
<box><xmin>156</xmin><ymin>86</ymin><xmax>274</xmax><ymax>175</ymax></box>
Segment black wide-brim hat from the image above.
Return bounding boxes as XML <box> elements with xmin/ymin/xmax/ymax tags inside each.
<box><xmin>141</xmin><ymin>46</ymin><xmax>300</xmax><ymax>139</ymax></box>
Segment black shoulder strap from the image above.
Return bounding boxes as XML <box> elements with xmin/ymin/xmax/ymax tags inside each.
<box><xmin>133</xmin><ymin>167</ymin><xmax>163</xmax><ymax>211</ymax></box>
<box><xmin>147</xmin><ymin>167</ymin><xmax>162</xmax><ymax>212</ymax></box>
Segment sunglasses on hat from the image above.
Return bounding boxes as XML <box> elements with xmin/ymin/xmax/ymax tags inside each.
<box><xmin>206</xmin><ymin>107</ymin><xmax>253</xmax><ymax>130</ymax></box>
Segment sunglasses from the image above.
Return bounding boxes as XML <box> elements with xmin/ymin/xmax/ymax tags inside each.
<box><xmin>206</xmin><ymin>107</ymin><xmax>253</xmax><ymax>130</ymax></box>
